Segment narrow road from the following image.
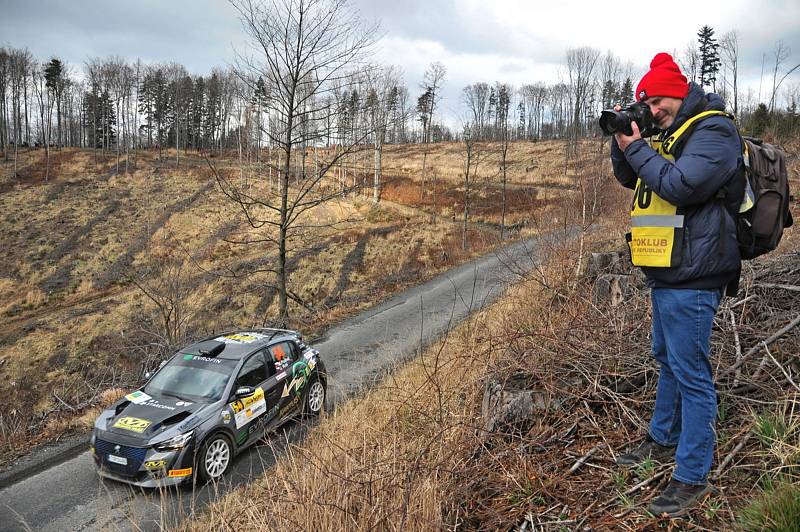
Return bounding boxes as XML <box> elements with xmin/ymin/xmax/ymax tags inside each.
<box><xmin>0</xmin><ymin>230</ymin><xmax>567</xmax><ymax>531</ymax></box>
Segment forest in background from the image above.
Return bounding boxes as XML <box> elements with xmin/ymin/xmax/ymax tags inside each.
<box><xmin>1</xmin><ymin>23</ymin><xmax>798</xmax><ymax>168</ymax></box>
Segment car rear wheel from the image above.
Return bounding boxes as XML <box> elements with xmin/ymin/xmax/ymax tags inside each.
<box><xmin>305</xmin><ymin>379</ymin><xmax>325</xmax><ymax>416</ymax></box>
<box><xmin>199</xmin><ymin>434</ymin><xmax>232</xmax><ymax>481</ymax></box>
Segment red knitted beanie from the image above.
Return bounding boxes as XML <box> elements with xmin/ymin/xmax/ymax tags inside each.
<box><xmin>635</xmin><ymin>53</ymin><xmax>689</xmax><ymax>101</ymax></box>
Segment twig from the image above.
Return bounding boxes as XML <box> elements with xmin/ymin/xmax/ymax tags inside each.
<box><xmin>721</xmin><ymin>314</ymin><xmax>800</xmax><ymax>377</ymax></box>
<box><xmin>567</xmin><ymin>444</ymin><xmax>600</xmax><ymax>475</ymax></box>
<box><xmin>730</xmin><ymin>294</ymin><xmax>757</xmax><ymax>308</ymax></box>
<box><xmin>712</xmin><ymin>429</ymin><xmax>753</xmax><ymax>481</ymax></box>
<box><xmin>599</xmin><ymin>468</ymin><xmax>670</xmax><ymax>509</ymax></box>
<box><xmin>729</xmin><ymin>309</ymin><xmax>744</xmax><ymax>388</ymax></box>
<box><xmin>764</xmin><ymin>345</ymin><xmax>800</xmax><ymax>392</ymax></box>
<box><xmin>754</xmin><ymin>282</ymin><xmax>800</xmax><ymax>293</ymax></box>
<box><xmin>52</xmin><ymin>391</ymin><xmax>76</xmax><ymax>411</ymax></box>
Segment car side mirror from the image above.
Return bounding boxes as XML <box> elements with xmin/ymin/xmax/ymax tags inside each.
<box><xmin>235</xmin><ymin>386</ymin><xmax>256</xmax><ymax>399</ymax></box>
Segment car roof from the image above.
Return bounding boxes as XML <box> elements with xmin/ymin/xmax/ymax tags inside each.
<box><xmin>180</xmin><ymin>328</ymin><xmax>300</xmax><ymax>361</ymax></box>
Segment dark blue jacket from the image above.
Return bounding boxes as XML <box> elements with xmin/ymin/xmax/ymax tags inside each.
<box><xmin>611</xmin><ymin>83</ymin><xmax>743</xmax><ymax>290</ymax></box>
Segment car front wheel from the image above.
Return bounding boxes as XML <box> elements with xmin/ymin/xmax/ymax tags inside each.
<box><xmin>305</xmin><ymin>379</ymin><xmax>325</xmax><ymax>416</ymax></box>
<box><xmin>199</xmin><ymin>434</ymin><xmax>232</xmax><ymax>481</ymax></box>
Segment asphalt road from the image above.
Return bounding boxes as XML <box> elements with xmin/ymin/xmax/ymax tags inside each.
<box><xmin>0</xmin><ymin>230</ymin><xmax>564</xmax><ymax>531</ymax></box>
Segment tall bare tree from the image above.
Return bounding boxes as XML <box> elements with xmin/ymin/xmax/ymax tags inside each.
<box><xmin>417</xmin><ymin>61</ymin><xmax>446</xmax><ymax>202</ymax></box>
<box><xmin>224</xmin><ymin>0</ymin><xmax>379</xmax><ymax>324</ymax></box>
<box><xmin>365</xmin><ymin>65</ymin><xmax>402</xmax><ymax>203</ymax></box>
<box><xmin>720</xmin><ymin>30</ymin><xmax>740</xmax><ymax>116</ymax></box>
<box><xmin>462</xmin><ymin>82</ymin><xmax>490</xmax><ymax>140</ymax></box>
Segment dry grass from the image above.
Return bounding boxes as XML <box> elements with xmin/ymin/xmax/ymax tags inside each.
<box><xmin>184</xmin><ymin>136</ymin><xmax>800</xmax><ymax>530</ymax></box>
<box><xmin>0</xmin><ymin>143</ymin><xmax>542</xmax><ymax>465</ymax></box>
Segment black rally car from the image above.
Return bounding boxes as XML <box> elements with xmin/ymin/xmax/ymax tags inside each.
<box><xmin>91</xmin><ymin>329</ymin><xmax>326</xmax><ymax>487</ymax></box>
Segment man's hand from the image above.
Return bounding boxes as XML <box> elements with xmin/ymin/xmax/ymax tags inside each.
<box><xmin>614</xmin><ymin>121</ymin><xmax>642</xmax><ymax>152</ymax></box>
<box><xmin>612</xmin><ymin>104</ymin><xmax>642</xmax><ymax>153</ymax></box>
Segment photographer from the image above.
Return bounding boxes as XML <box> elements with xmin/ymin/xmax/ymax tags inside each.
<box><xmin>609</xmin><ymin>53</ymin><xmax>743</xmax><ymax>517</ymax></box>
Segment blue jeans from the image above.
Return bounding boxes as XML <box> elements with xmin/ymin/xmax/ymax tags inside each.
<box><xmin>648</xmin><ymin>288</ymin><xmax>721</xmax><ymax>485</ymax></box>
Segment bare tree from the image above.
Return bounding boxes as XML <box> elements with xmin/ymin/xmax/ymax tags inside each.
<box><xmin>0</xmin><ymin>48</ymin><xmax>10</xmax><ymax>160</ymax></box>
<box><xmin>223</xmin><ymin>0</ymin><xmax>379</xmax><ymax>324</ymax></box>
<box><xmin>677</xmin><ymin>42</ymin><xmax>700</xmax><ymax>84</ymax></box>
<box><xmin>565</xmin><ymin>47</ymin><xmax>599</xmax><ymax>153</ymax></box>
<box><xmin>417</xmin><ymin>61</ymin><xmax>446</xmax><ymax>202</ymax></box>
<box><xmin>462</xmin><ymin>82</ymin><xmax>490</xmax><ymax>140</ymax></box>
<box><xmin>496</xmin><ymin>85</ymin><xmax>511</xmax><ymax>240</ymax></box>
<box><xmin>769</xmin><ymin>40</ymin><xmax>790</xmax><ymax>113</ymax></box>
<box><xmin>461</xmin><ymin>124</ymin><xmax>482</xmax><ymax>251</ymax></box>
<box><xmin>129</xmin><ymin>243</ymin><xmax>193</xmax><ymax>350</ymax></box>
<box><xmin>720</xmin><ymin>30</ymin><xmax>740</xmax><ymax>116</ymax></box>
<box><xmin>31</xmin><ymin>62</ymin><xmax>55</xmax><ymax>179</ymax></box>
<box><xmin>364</xmin><ymin>65</ymin><xmax>402</xmax><ymax>203</ymax></box>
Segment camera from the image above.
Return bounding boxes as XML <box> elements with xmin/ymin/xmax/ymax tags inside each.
<box><xmin>598</xmin><ymin>102</ymin><xmax>657</xmax><ymax>137</ymax></box>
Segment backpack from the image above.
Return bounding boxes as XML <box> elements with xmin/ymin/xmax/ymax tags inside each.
<box><xmin>737</xmin><ymin>137</ymin><xmax>794</xmax><ymax>259</ymax></box>
<box><xmin>661</xmin><ymin>110</ymin><xmax>794</xmax><ymax>260</ymax></box>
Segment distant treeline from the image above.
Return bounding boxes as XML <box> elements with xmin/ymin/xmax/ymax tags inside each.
<box><xmin>0</xmin><ymin>31</ymin><xmax>797</xmax><ymax>159</ymax></box>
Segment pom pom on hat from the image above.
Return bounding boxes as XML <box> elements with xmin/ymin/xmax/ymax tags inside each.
<box><xmin>635</xmin><ymin>53</ymin><xmax>689</xmax><ymax>101</ymax></box>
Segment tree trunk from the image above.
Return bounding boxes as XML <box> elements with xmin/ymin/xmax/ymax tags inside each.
<box><xmin>278</xmin><ymin>142</ymin><xmax>290</xmax><ymax>324</ymax></box>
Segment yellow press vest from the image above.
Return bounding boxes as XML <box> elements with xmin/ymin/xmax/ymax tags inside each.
<box><xmin>628</xmin><ymin>110</ymin><xmax>734</xmax><ymax>267</ymax></box>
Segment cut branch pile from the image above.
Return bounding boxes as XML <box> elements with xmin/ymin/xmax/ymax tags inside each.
<box><xmin>447</xmin><ymin>250</ymin><xmax>800</xmax><ymax>529</ymax></box>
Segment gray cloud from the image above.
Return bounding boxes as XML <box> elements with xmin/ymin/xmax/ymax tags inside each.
<box><xmin>1</xmin><ymin>0</ymin><xmax>798</xmax><ymax>121</ymax></box>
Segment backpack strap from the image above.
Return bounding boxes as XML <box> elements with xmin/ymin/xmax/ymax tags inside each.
<box><xmin>661</xmin><ymin>110</ymin><xmax>734</xmax><ymax>155</ymax></box>
<box><xmin>661</xmin><ymin>109</ymin><xmax>743</xmax><ymax>259</ymax></box>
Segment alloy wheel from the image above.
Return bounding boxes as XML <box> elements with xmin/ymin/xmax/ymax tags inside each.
<box><xmin>307</xmin><ymin>381</ymin><xmax>325</xmax><ymax>414</ymax></box>
<box><xmin>204</xmin><ymin>437</ymin><xmax>230</xmax><ymax>479</ymax></box>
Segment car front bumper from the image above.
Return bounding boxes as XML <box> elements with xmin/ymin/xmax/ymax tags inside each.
<box><xmin>91</xmin><ymin>431</ymin><xmax>195</xmax><ymax>488</ymax></box>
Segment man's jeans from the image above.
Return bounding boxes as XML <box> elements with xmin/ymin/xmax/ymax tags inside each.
<box><xmin>648</xmin><ymin>288</ymin><xmax>721</xmax><ymax>485</ymax></box>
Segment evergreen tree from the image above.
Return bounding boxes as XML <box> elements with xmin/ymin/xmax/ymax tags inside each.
<box><xmin>619</xmin><ymin>77</ymin><xmax>634</xmax><ymax>107</ymax></box>
<box><xmin>697</xmin><ymin>25</ymin><xmax>721</xmax><ymax>90</ymax></box>
<box><xmin>416</xmin><ymin>87</ymin><xmax>433</xmax><ymax>142</ymax></box>
<box><xmin>747</xmin><ymin>103</ymin><xmax>770</xmax><ymax>137</ymax></box>
<box><xmin>84</xmin><ymin>89</ymin><xmax>116</xmax><ymax>148</ymax></box>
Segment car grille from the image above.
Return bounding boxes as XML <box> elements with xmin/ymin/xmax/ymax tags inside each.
<box><xmin>95</xmin><ymin>438</ymin><xmax>148</xmax><ymax>477</ymax></box>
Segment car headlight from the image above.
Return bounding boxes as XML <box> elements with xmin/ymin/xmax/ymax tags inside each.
<box><xmin>153</xmin><ymin>431</ymin><xmax>194</xmax><ymax>451</ymax></box>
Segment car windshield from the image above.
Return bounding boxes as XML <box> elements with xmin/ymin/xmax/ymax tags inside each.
<box><xmin>144</xmin><ymin>355</ymin><xmax>237</xmax><ymax>401</ymax></box>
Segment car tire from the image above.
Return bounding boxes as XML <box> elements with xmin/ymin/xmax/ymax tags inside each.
<box><xmin>198</xmin><ymin>433</ymin><xmax>233</xmax><ymax>482</ymax></box>
<box><xmin>304</xmin><ymin>378</ymin><xmax>325</xmax><ymax>416</ymax></box>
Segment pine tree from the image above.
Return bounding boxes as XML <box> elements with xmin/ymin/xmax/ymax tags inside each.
<box><xmin>619</xmin><ymin>77</ymin><xmax>634</xmax><ymax>107</ymax></box>
<box><xmin>697</xmin><ymin>25</ymin><xmax>721</xmax><ymax>91</ymax></box>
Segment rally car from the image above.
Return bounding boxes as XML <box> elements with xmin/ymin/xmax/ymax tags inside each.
<box><xmin>91</xmin><ymin>329</ymin><xmax>326</xmax><ymax>487</ymax></box>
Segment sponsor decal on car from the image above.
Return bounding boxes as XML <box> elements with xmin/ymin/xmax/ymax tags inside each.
<box><xmin>215</xmin><ymin>332</ymin><xmax>268</xmax><ymax>344</ymax></box>
<box><xmin>142</xmin><ymin>399</ymin><xmax>176</xmax><ymax>411</ymax></box>
<box><xmin>281</xmin><ymin>360</ymin><xmax>311</xmax><ymax>398</ymax></box>
<box><xmin>125</xmin><ymin>390</ymin><xmax>152</xmax><ymax>404</ymax></box>
<box><xmin>230</xmin><ymin>387</ymin><xmax>267</xmax><ymax>429</ymax></box>
<box><xmin>176</xmin><ymin>401</ymin><xmax>192</xmax><ymax>407</ymax></box>
<box><xmin>278</xmin><ymin>395</ymin><xmax>300</xmax><ymax>418</ymax></box>
<box><xmin>221</xmin><ymin>410</ymin><xmax>232</xmax><ymax>424</ymax></box>
<box><xmin>112</xmin><ymin>416</ymin><xmax>152</xmax><ymax>433</ymax></box>
<box><xmin>144</xmin><ymin>460</ymin><xmax>167</xmax><ymax>470</ymax></box>
<box><xmin>167</xmin><ymin>467</ymin><xmax>192</xmax><ymax>478</ymax></box>
<box><xmin>183</xmin><ymin>354</ymin><xmax>221</xmax><ymax>364</ymax></box>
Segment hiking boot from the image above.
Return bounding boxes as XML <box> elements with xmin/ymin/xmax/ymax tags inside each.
<box><xmin>616</xmin><ymin>435</ymin><xmax>675</xmax><ymax>466</ymax></box>
<box><xmin>648</xmin><ymin>479</ymin><xmax>712</xmax><ymax>517</ymax></box>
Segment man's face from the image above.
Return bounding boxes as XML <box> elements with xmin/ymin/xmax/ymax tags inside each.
<box><xmin>643</xmin><ymin>96</ymin><xmax>683</xmax><ymax>129</ymax></box>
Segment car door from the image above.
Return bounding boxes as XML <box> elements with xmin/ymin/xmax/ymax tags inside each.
<box><xmin>269</xmin><ymin>341</ymin><xmax>309</xmax><ymax>419</ymax></box>
<box><xmin>230</xmin><ymin>351</ymin><xmax>270</xmax><ymax>447</ymax></box>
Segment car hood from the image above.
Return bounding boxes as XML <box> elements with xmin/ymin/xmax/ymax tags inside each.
<box><xmin>104</xmin><ymin>391</ymin><xmax>211</xmax><ymax>440</ymax></box>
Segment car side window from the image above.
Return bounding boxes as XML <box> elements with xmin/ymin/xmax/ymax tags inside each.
<box><xmin>236</xmin><ymin>352</ymin><xmax>268</xmax><ymax>388</ymax></box>
<box><xmin>269</xmin><ymin>342</ymin><xmax>295</xmax><ymax>373</ymax></box>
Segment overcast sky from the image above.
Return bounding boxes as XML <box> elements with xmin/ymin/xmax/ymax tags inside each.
<box><xmin>2</xmin><ymin>0</ymin><xmax>799</xmax><ymax>123</ymax></box>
